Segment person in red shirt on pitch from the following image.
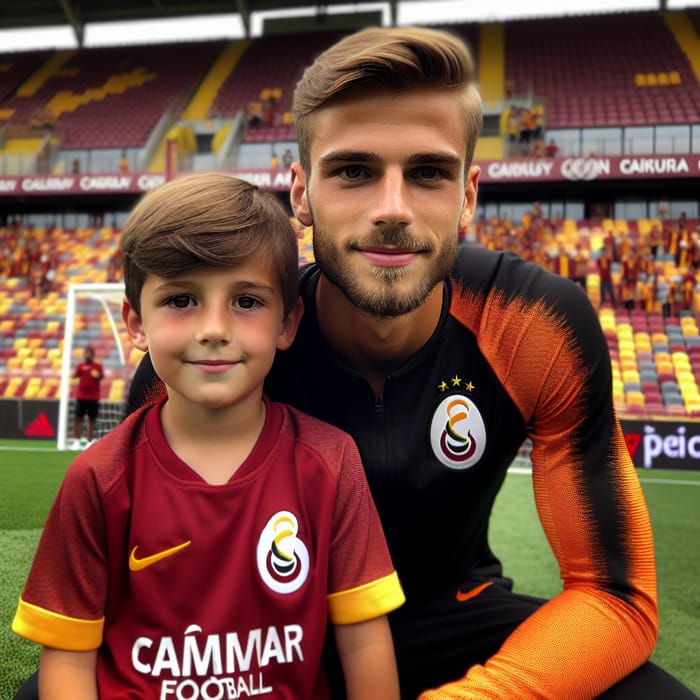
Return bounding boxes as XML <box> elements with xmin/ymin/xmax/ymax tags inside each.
<box><xmin>72</xmin><ymin>344</ymin><xmax>104</xmax><ymax>449</ymax></box>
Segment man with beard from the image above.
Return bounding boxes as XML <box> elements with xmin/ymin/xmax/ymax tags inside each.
<box><xmin>17</xmin><ymin>25</ymin><xmax>696</xmax><ymax>700</ymax></box>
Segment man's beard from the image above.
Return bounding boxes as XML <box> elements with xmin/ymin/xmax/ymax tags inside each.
<box><xmin>312</xmin><ymin>224</ymin><xmax>457</xmax><ymax>319</ymax></box>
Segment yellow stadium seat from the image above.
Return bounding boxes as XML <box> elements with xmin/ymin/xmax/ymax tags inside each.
<box><xmin>38</xmin><ymin>378</ymin><xmax>60</xmax><ymax>398</ymax></box>
<box><xmin>4</xmin><ymin>378</ymin><xmax>23</xmax><ymax>398</ymax></box>
<box><xmin>21</xmin><ymin>357</ymin><xmax>37</xmax><ymax>371</ymax></box>
<box><xmin>672</xmin><ymin>352</ymin><xmax>691</xmax><ymax>368</ymax></box>
<box><xmin>619</xmin><ymin>355</ymin><xmax>637</xmax><ymax>369</ymax></box>
<box><xmin>622</xmin><ymin>369</ymin><xmax>641</xmax><ymax>384</ymax></box>
<box><xmin>108</xmin><ymin>379</ymin><xmax>125</xmax><ymax>402</ymax></box>
<box><xmin>625</xmin><ymin>391</ymin><xmax>646</xmax><ymax>407</ymax></box>
<box><xmin>23</xmin><ymin>377</ymin><xmax>42</xmax><ymax>398</ymax></box>
<box><xmin>612</xmin><ymin>380</ymin><xmax>624</xmax><ymax>401</ymax></box>
<box><xmin>129</xmin><ymin>347</ymin><xmax>145</xmax><ymax>367</ymax></box>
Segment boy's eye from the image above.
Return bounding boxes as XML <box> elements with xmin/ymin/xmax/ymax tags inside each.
<box><xmin>236</xmin><ymin>295</ymin><xmax>263</xmax><ymax>310</ymax></box>
<box><xmin>166</xmin><ymin>294</ymin><xmax>193</xmax><ymax>309</ymax></box>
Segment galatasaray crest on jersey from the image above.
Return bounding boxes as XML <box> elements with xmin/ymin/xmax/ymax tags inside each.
<box><xmin>430</xmin><ymin>394</ymin><xmax>487</xmax><ymax>470</ymax></box>
<box><xmin>257</xmin><ymin>510</ymin><xmax>310</xmax><ymax>594</ymax></box>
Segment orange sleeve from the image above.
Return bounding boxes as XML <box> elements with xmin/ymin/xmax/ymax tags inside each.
<box><xmin>423</xmin><ymin>279</ymin><xmax>658</xmax><ymax>699</ymax></box>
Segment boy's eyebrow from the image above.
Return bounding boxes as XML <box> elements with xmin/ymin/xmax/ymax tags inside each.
<box><xmin>152</xmin><ymin>279</ymin><xmax>277</xmax><ymax>293</ymax></box>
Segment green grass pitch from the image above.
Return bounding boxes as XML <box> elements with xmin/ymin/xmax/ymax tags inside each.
<box><xmin>1</xmin><ymin>440</ymin><xmax>698</xmax><ymax>699</ymax></box>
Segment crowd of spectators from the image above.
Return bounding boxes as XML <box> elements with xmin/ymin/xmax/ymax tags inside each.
<box><xmin>0</xmin><ymin>220</ymin><xmax>58</xmax><ymax>299</ymax></box>
<box><xmin>503</xmin><ymin>104</ymin><xmax>547</xmax><ymax>158</ymax></box>
<box><xmin>2</xmin><ymin>206</ymin><xmax>699</xmax><ymax>319</ymax></box>
<box><xmin>467</xmin><ymin>204</ymin><xmax>700</xmax><ymax>317</ymax></box>
<box><xmin>246</xmin><ymin>92</ymin><xmax>281</xmax><ymax>130</ymax></box>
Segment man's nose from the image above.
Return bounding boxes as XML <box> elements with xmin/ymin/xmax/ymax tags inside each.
<box><xmin>370</xmin><ymin>170</ymin><xmax>414</xmax><ymax>227</ymax></box>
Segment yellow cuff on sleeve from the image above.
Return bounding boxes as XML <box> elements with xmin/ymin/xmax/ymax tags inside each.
<box><xmin>328</xmin><ymin>571</ymin><xmax>405</xmax><ymax>625</ymax></box>
<box><xmin>12</xmin><ymin>597</ymin><xmax>104</xmax><ymax>651</ymax></box>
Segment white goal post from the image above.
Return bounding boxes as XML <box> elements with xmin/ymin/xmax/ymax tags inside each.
<box><xmin>57</xmin><ymin>283</ymin><xmax>142</xmax><ymax>450</ymax></box>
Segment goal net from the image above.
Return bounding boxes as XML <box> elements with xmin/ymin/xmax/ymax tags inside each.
<box><xmin>57</xmin><ymin>283</ymin><xmax>144</xmax><ymax>450</ymax></box>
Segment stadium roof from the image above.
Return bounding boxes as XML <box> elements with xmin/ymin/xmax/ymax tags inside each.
<box><xmin>0</xmin><ymin>0</ymin><xmax>693</xmax><ymax>49</ymax></box>
<box><xmin>0</xmin><ymin>0</ymin><xmax>414</xmax><ymax>42</ymax></box>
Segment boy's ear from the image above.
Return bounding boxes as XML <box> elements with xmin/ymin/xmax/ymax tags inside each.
<box><xmin>122</xmin><ymin>299</ymin><xmax>148</xmax><ymax>352</ymax></box>
<box><xmin>277</xmin><ymin>296</ymin><xmax>304</xmax><ymax>351</ymax></box>
<box><xmin>290</xmin><ymin>163</ymin><xmax>312</xmax><ymax>227</ymax></box>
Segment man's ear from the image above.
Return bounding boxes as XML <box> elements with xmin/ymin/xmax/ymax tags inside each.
<box><xmin>277</xmin><ymin>296</ymin><xmax>304</xmax><ymax>351</ymax></box>
<box><xmin>459</xmin><ymin>164</ymin><xmax>480</xmax><ymax>235</ymax></box>
<box><xmin>122</xmin><ymin>299</ymin><xmax>148</xmax><ymax>352</ymax></box>
<box><xmin>290</xmin><ymin>163</ymin><xmax>312</xmax><ymax>227</ymax></box>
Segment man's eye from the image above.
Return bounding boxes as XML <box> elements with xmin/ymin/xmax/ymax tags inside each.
<box><xmin>412</xmin><ymin>166</ymin><xmax>445</xmax><ymax>181</ymax></box>
<box><xmin>337</xmin><ymin>165</ymin><xmax>368</xmax><ymax>181</ymax></box>
<box><xmin>166</xmin><ymin>295</ymin><xmax>192</xmax><ymax>308</ymax></box>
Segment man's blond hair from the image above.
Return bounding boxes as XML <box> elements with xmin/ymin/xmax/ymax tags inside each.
<box><xmin>293</xmin><ymin>26</ymin><xmax>483</xmax><ymax>171</ymax></box>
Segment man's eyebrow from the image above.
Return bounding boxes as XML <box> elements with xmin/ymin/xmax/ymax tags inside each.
<box><xmin>407</xmin><ymin>152</ymin><xmax>462</xmax><ymax>165</ymax></box>
<box><xmin>319</xmin><ymin>151</ymin><xmax>380</xmax><ymax>164</ymax></box>
<box><xmin>319</xmin><ymin>151</ymin><xmax>461</xmax><ymax>165</ymax></box>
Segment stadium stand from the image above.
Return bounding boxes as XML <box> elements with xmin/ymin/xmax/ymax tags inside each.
<box><xmin>0</xmin><ymin>10</ymin><xmax>699</xmax><ymax>419</ymax></box>
<box><xmin>0</xmin><ymin>41</ymin><xmax>226</xmax><ymax>149</ymax></box>
<box><xmin>504</xmin><ymin>11</ymin><xmax>700</xmax><ymax>127</ymax></box>
<box><xmin>3</xmin><ymin>213</ymin><xmax>700</xmax><ymax>419</ymax></box>
<box><xmin>0</xmin><ymin>50</ymin><xmax>52</xmax><ymax>102</ymax></box>
<box><xmin>210</xmin><ymin>31</ymin><xmax>345</xmax><ymax>143</ymax></box>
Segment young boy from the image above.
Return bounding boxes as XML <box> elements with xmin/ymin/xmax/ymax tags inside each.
<box><xmin>12</xmin><ymin>173</ymin><xmax>404</xmax><ymax>699</ymax></box>
<box><xmin>71</xmin><ymin>344</ymin><xmax>104</xmax><ymax>449</ymax></box>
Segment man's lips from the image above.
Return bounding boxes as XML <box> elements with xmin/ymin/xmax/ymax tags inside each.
<box><xmin>360</xmin><ymin>249</ymin><xmax>419</xmax><ymax>267</ymax></box>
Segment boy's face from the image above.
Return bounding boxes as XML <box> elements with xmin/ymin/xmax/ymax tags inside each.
<box><xmin>123</xmin><ymin>259</ymin><xmax>299</xmax><ymax>412</ymax></box>
<box><xmin>291</xmin><ymin>87</ymin><xmax>480</xmax><ymax>317</ymax></box>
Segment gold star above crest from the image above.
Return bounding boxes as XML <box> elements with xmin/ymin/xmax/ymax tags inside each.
<box><xmin>465</xmin><ymin>381</ymin><xmax>474</xmax><ymax>392</ymax></box>
<box><xmin>437</xmin><ymin>380</ymin><xmax>449</xmax><ymax>392</ymax></box>
<box><xmin>451</xmin><ymin>375</ymin><xmax>462</xmax><ymax>387</ymax></box>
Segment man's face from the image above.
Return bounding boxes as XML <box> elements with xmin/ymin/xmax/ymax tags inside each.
<box><xmin>291</xmin><ymin>88</ymin><xmax>479</xmax><ymax>318</ymax></box>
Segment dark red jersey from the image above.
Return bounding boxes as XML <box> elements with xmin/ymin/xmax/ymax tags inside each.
<box><xmin>14</xmin><ymin>397</ymin><xmax>404</xmax><ymax>699</ymax></box>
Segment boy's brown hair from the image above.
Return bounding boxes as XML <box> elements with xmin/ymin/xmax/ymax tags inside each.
<box><xmin>293</xmin><ymin>26</ymin><xmax>483</xmax><ymax>172</ymax></box>
<box><xmin>120</xmin><ymin>174</ymin><xmax>299</xmax><ymax>316</ymax></box>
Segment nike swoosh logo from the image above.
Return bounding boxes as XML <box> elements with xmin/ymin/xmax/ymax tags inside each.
<box><xmin>455</xmin><ymin>581</ymin><xmax>493</xmax><ymax>602</ymax></box>
<box><xmin>129</xmin><ymin>540</ymin><xmax>191</xmax><ymax>571</ymax></box>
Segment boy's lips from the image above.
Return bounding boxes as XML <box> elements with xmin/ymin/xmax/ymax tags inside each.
<box><xmin>188</xmin><ymin>359</ymin><xmax>240</xmax><ymax>373</ymax></box>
